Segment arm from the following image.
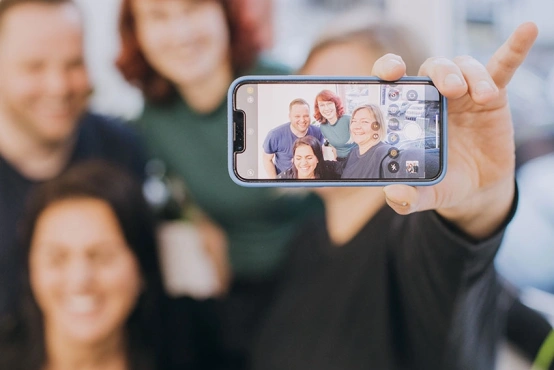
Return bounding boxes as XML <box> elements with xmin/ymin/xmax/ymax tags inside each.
<box><xmin>373</xmin><ymin>23</ymin><xmax>539</xmax><ymax>239</ymax></box>
<box><xmin>263</xmin><ymin>152</ymin><xmax>277</xmax><ymax>178</ymax></box>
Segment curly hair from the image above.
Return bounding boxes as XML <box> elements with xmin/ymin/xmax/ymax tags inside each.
<box><xmin>313</xmin><ymin>89</ymin><xmax>346</xmax><ymax>123</ymax></box>
<box><xmin>116</xmin><ymin>0</ymin><xmax>262</xmax><ymax>103</ymax></box>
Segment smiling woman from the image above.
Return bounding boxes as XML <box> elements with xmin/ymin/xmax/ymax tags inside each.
<box><xmin>0</xmin><ymin>160</ymin><xmax>220</xmax><ymax>370</ymax></box>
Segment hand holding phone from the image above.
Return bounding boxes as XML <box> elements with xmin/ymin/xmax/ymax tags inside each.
<box><xmin>229</xmin><ymin>76</ymin><xmax>447</xmax><ymax>187</ymax></box>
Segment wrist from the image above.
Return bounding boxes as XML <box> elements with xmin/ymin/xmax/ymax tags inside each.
<box><xmin>437</xmin><ymin>177</ymin><xmax>516</xmax><ymax>239</ymax></box>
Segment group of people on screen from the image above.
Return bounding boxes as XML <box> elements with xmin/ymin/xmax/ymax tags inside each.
<box><xmin>263</xmin><ymin>91</ymin><xmax>425</xmax><ymax>180</ymax></box>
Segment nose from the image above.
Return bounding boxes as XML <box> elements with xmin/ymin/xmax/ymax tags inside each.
<box><xmin>169</xmin><ymin>13</ymin><xmax>196</xmax><ymax>44</ymax></box>
<box><xmin>66</xmin><ymin>258</ymin><xmax>95</xmax><ymax>292</ymax></box>
<box><xmin>44</xmin><ymin>69</ymin><xmax>72</xmax><ymax>97</ymax></box>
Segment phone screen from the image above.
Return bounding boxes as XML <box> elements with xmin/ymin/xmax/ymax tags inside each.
<box><xmin>231</xmin><ymin>77</ymin><xmax>446</xmax><ymax>186</ymax></box>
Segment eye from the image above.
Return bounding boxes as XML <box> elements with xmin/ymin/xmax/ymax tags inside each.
<box><xmin>22</xmin><ymin>61</ymin><xmax>44</xmax><ymax>74</ymax></box>
<box><xmin>46</xmin><ymin>250</ymin><xmax>68</xmax><ymax>267</ymax></box>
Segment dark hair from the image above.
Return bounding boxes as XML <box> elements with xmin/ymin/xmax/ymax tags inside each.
<box><xmin>0</xmin><ymin>160</ymin><xmax>169</xmax><ymax>370</ymax></box>
<box><xmin>116</xmin><ymin>0</ymin><xmax>261</xmax><ymax>103</ymax></box>
<box><xmin>290</xmin><ymin>135</ymin><xmax>325</xmax><ymax>179</ymax></box>
<box><xmin>0</xmin><ymin>0</ymin><xmax>75</xmax><ymax>29</ymax></box>
<box><xmin>313</xmin><ymin>89</ymin><xmax>345</xmax><ymax>123</ymax></box>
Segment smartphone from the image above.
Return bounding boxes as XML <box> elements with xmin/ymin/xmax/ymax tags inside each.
<box><xmin>229</xmin><ymin>76</ymin><xmax>447</xmax><ymax>187</ymax></box>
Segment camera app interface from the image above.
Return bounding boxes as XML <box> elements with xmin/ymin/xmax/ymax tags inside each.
<box><xmin>234</xmin><ymin>82</ymin><xmax>442</xmax><ymax>182</ymax></box>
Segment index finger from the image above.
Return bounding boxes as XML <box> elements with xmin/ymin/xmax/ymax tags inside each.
<box><xmin>487</xmin><ymin>22</ymin><xmax>538</xmax><ymax>89</ymax></box>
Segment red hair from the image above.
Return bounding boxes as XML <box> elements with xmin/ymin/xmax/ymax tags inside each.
<box><xmin>313</xmin><ymin>89</ymin><xmax>345</xmax><ymax>123</ymax></box>
<box><xmin>116</xmin><ymin>0</ymin><xmax>261</xmax><ymax>103</ymax></box>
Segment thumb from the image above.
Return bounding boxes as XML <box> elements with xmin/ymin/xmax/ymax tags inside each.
<box><xmin>383</xmin><ymin>185</ymin><xmax>437</xmax><ymax>215</ymax></box>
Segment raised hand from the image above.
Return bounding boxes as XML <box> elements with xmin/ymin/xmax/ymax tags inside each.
<box><xmin>372</xmin><ymin>22</ymin><xmax>539</xmax><ymax>239</ymax></box>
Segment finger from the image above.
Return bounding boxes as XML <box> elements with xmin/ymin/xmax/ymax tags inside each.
<box><xmin>371</xmin><ymin>53</ymin><xmax>406</xmax><ymax>81</ymax></box>
<box><xmin>487</xmin><ymin>22</ymin><xmax>538</xmax><ymax>89</ymax></box>
<box><xmin>453</xmin><ymin>55</ymin><xmax>499</xmax><ymax>105</ymax></box>
<box><xmin>418</xmin><ymin>57</ymin><xmax>468</xmax><ymax>99</ymax></box>
<box><xmin>383</xmin><ymin>185</ymin><xmax>438</xmax><ymax>215</ymax></box>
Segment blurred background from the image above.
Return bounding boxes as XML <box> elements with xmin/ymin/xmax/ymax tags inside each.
<box><xmin>80</xmin><ymin>0</ymin><xmax>554</xmax><ymax>144</ymax></box>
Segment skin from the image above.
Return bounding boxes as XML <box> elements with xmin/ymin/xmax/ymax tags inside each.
<box><xmin>349</xmin><ymin>108</ymin><xmax>381</xmax><ymax>155</ymax></box>
<box><xmin>302</xmin><ymin>23</ymin><xmax>538</xmax><ymax>244</ymax></box>
<box><xmin>0</xmin><ymin>2</ymin><xmax>91</xmax><ymax>180</ymax></box>
<box><xmin>317</xmin><ymin>100</ymin><xmax>338</xmax><ymax>124</ymax></box>
<box><xmin>30</xmin><ymin>198</ymin><xmax>142</xmax><ymax>370</ymax></box>
<box><xmin>263</xmin><ymin>103</ymin><xmax>312</xmax><ymax>178</ymax></box>
<box><xmin>131</xmin><ymin>0</ymin><xmax>233</xmax><ymax>113</ymax></box>
<box><xmin>294</xmin><ymin>144</ymin><xmax>319</xmax><ymax>179</ymax></box>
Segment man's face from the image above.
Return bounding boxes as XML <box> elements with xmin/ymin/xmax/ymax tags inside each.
<box><xmin>0</xmin><ymin>3</ymin><xmax>91</xmax><ymax>146</ymax></box>
<box><xmin>289</xmin><ymin>103</ymin><xmax>311</xmax><ymax>135</ymax></box>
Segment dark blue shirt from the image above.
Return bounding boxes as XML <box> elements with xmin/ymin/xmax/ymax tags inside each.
<box><xmin>263</xmin><ymin>123</ymin><xmax>324</xmax><ymax>174</ymax></box>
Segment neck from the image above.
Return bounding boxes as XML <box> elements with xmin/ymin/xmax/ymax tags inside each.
<box><xmin>320</xmin><ymin>187</ymin><xmax>385</xmax><ymax>246</ymax></box>
<box><xmin>290</xmin><ymin>125</ymin><xmax>308</xmax><ymax>138</ymax></box>
<box><xmin>358</xmin><ymin>139</ymin><xmax>380</xmax><ymax>155</ymax></box>
<box><xmin>0</xmin><ymin>111</ymin><xmax>75</xmax><ymax>181</ymax></box>
<box><xmin>327</xmin><ymin>115</ymin><xmax>338</xmax><ymax>125</ymax></box>
<box><xmin>176</xmin><ymin>60</ymin><xmax>233</xmax><ymax>114</ymax></box>
<box><xmin>43</xmin><ymin>326</ymin><xmax>127</xmax><ymax>370</ymax></box>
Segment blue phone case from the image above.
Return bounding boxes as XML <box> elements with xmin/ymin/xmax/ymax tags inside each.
<box><xmin>228</xmin><ymin>75</ymin><xmax>447</xmax><ymax>187</ymax></box>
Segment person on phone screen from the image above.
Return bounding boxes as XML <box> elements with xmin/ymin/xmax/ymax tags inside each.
<box><xmin>313</xmin><ymin>89</ymin><xmax>356</xmax><ymax>162</ymax></box>
<box><xmin>246</xmin><ymin>19</ymin><xmax>550</xmax><ymax>370</ymax></box>
<box><xmin>340</xmin><ymin>104</ymin><xmax>390</xmax><ymax>178</ymax></box>
<box><xmin>0</xmin><ymin>161</ymin><xmax>220</xmax><ymax>370</ymax></box>
<box><xmin>277</xmin><ymin>135</ymin><xmax>341</xmax><ymax>180</ymax></box>
<box><xmin>262</xmin><ymin>98</ymin><xmax>324</xmax><ymax>178</ymax></box>
<box><xmin>339</xmin><ymin>103</ymin><xmax>429</xmax><ymax>180</ymax></box>
<box><xmin>0</xmin><ymin>0</ymin><xmax>147</xmax><ymax>318</ymax></box>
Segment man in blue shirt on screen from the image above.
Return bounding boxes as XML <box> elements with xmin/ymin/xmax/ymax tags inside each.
<box><xmin>262</xmin><ymin>98</ymin><xmax>324</xmax><ymax>178</ymax></box>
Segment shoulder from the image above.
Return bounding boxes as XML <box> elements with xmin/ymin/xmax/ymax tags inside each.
<box><xmin>79</xmin><ymin>111</ymin><xmax>140</xmax><ymax>140</ymax></box>
<box><xmin>75</xmin><ymin>112</ymin><xmax>147</xmax><ymax>178</ymax></box>
<box><xmin>339</xmin><ymin>114</ymin><xmax>351</xmax><ymax>124</ymax></box>
<box><xmin>268</xmin><ymin>123</ymin><xmax>290</xmax><ymax>137</ymax></box>
<box><xmin>308</xmin><ymin>125</ymin><xmax>323</xmax><ymax>134</ymax></box>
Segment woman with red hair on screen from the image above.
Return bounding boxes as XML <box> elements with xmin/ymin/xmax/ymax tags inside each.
<box><xmin>313</xmin><ymin>89</ymin><xmax>356</xmax><ymax>162</ymax></box>
<box><xmin>115</xmin><ymin>0</ymin><xmax>323</xmax><ymax>367</ymax></box>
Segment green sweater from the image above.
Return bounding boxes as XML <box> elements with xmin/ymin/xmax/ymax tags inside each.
<box><xmin>136</xmin><ymin>59</ymin><xmax>323</xmax><ymax>279</ymax></box>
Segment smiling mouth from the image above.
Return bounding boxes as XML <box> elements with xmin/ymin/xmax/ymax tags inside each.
<box><xmin>66</xmin><ymin>295</ymin><xmax>100</xmax><ymax>315</ymax></box>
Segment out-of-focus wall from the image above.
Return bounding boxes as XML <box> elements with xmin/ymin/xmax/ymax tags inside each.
<box><xmin>76</xmin><ymin>0</ymin><xmax>143</xmax><ymax>120</ymax></box>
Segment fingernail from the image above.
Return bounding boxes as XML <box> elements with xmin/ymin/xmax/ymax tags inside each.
<box><xmin>383</xmin><ymin>187</ymin><xmax>409</xmax><ymax>207</ymax></box>
<box><xmin>474</xmin><ymin>80</ymin><xmax>495</xmax><ymax>95</ymax></box>
<box><xmin>385</xmin><ymin>59</ymin><xmax>403</xmax><ymax>73</ymax></box>
<box><xmin>444</xmin><ymin>73</ymin><xmax>464</xmax><ymax>87</ymax></box>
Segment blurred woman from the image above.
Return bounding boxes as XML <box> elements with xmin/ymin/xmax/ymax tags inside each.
<box><xmin>313</xmin><ymin>89</ymin><xmax>356</xmax><ymax>161</ymax></box>
<box><xmin>0</xmin><ymin>161</ymin><xmax>219</xmax><ymax>370</ymax></box>
<box><xmin>116</xmin><ymin>0</ymin><xmax>323</xmax><ymax>365</ymax></box>
<box><xmin>277</xmin><ymin>135</ymin><xmax>340</xmax><ymax>180</ymax></box>
<box><xmin>246</xmin><ymin>19</ymin><xmax>543</xmax><ymax>370</ymax></box>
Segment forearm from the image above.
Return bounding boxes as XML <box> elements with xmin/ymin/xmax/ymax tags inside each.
<box><xmin>263</xmin><ymin>158</ymin><xmax>277</xmax><ymax>178</ymax></box>
<box><xmin>437</xmin><ymin>176</ymin><xmax>515</xmax><ymax>240</ymax></box>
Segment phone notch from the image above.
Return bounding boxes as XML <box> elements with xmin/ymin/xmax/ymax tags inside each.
<box><xmin>233</xmin><ymin>109</ymin><xmax>246</xmax><ymax>153</ymax></box>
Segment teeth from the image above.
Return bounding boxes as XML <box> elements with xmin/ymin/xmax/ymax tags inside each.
<box><xmin>67</xmin><ymin>295</ymin><xmax>98</xmax><ymax>314</ymax></box>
